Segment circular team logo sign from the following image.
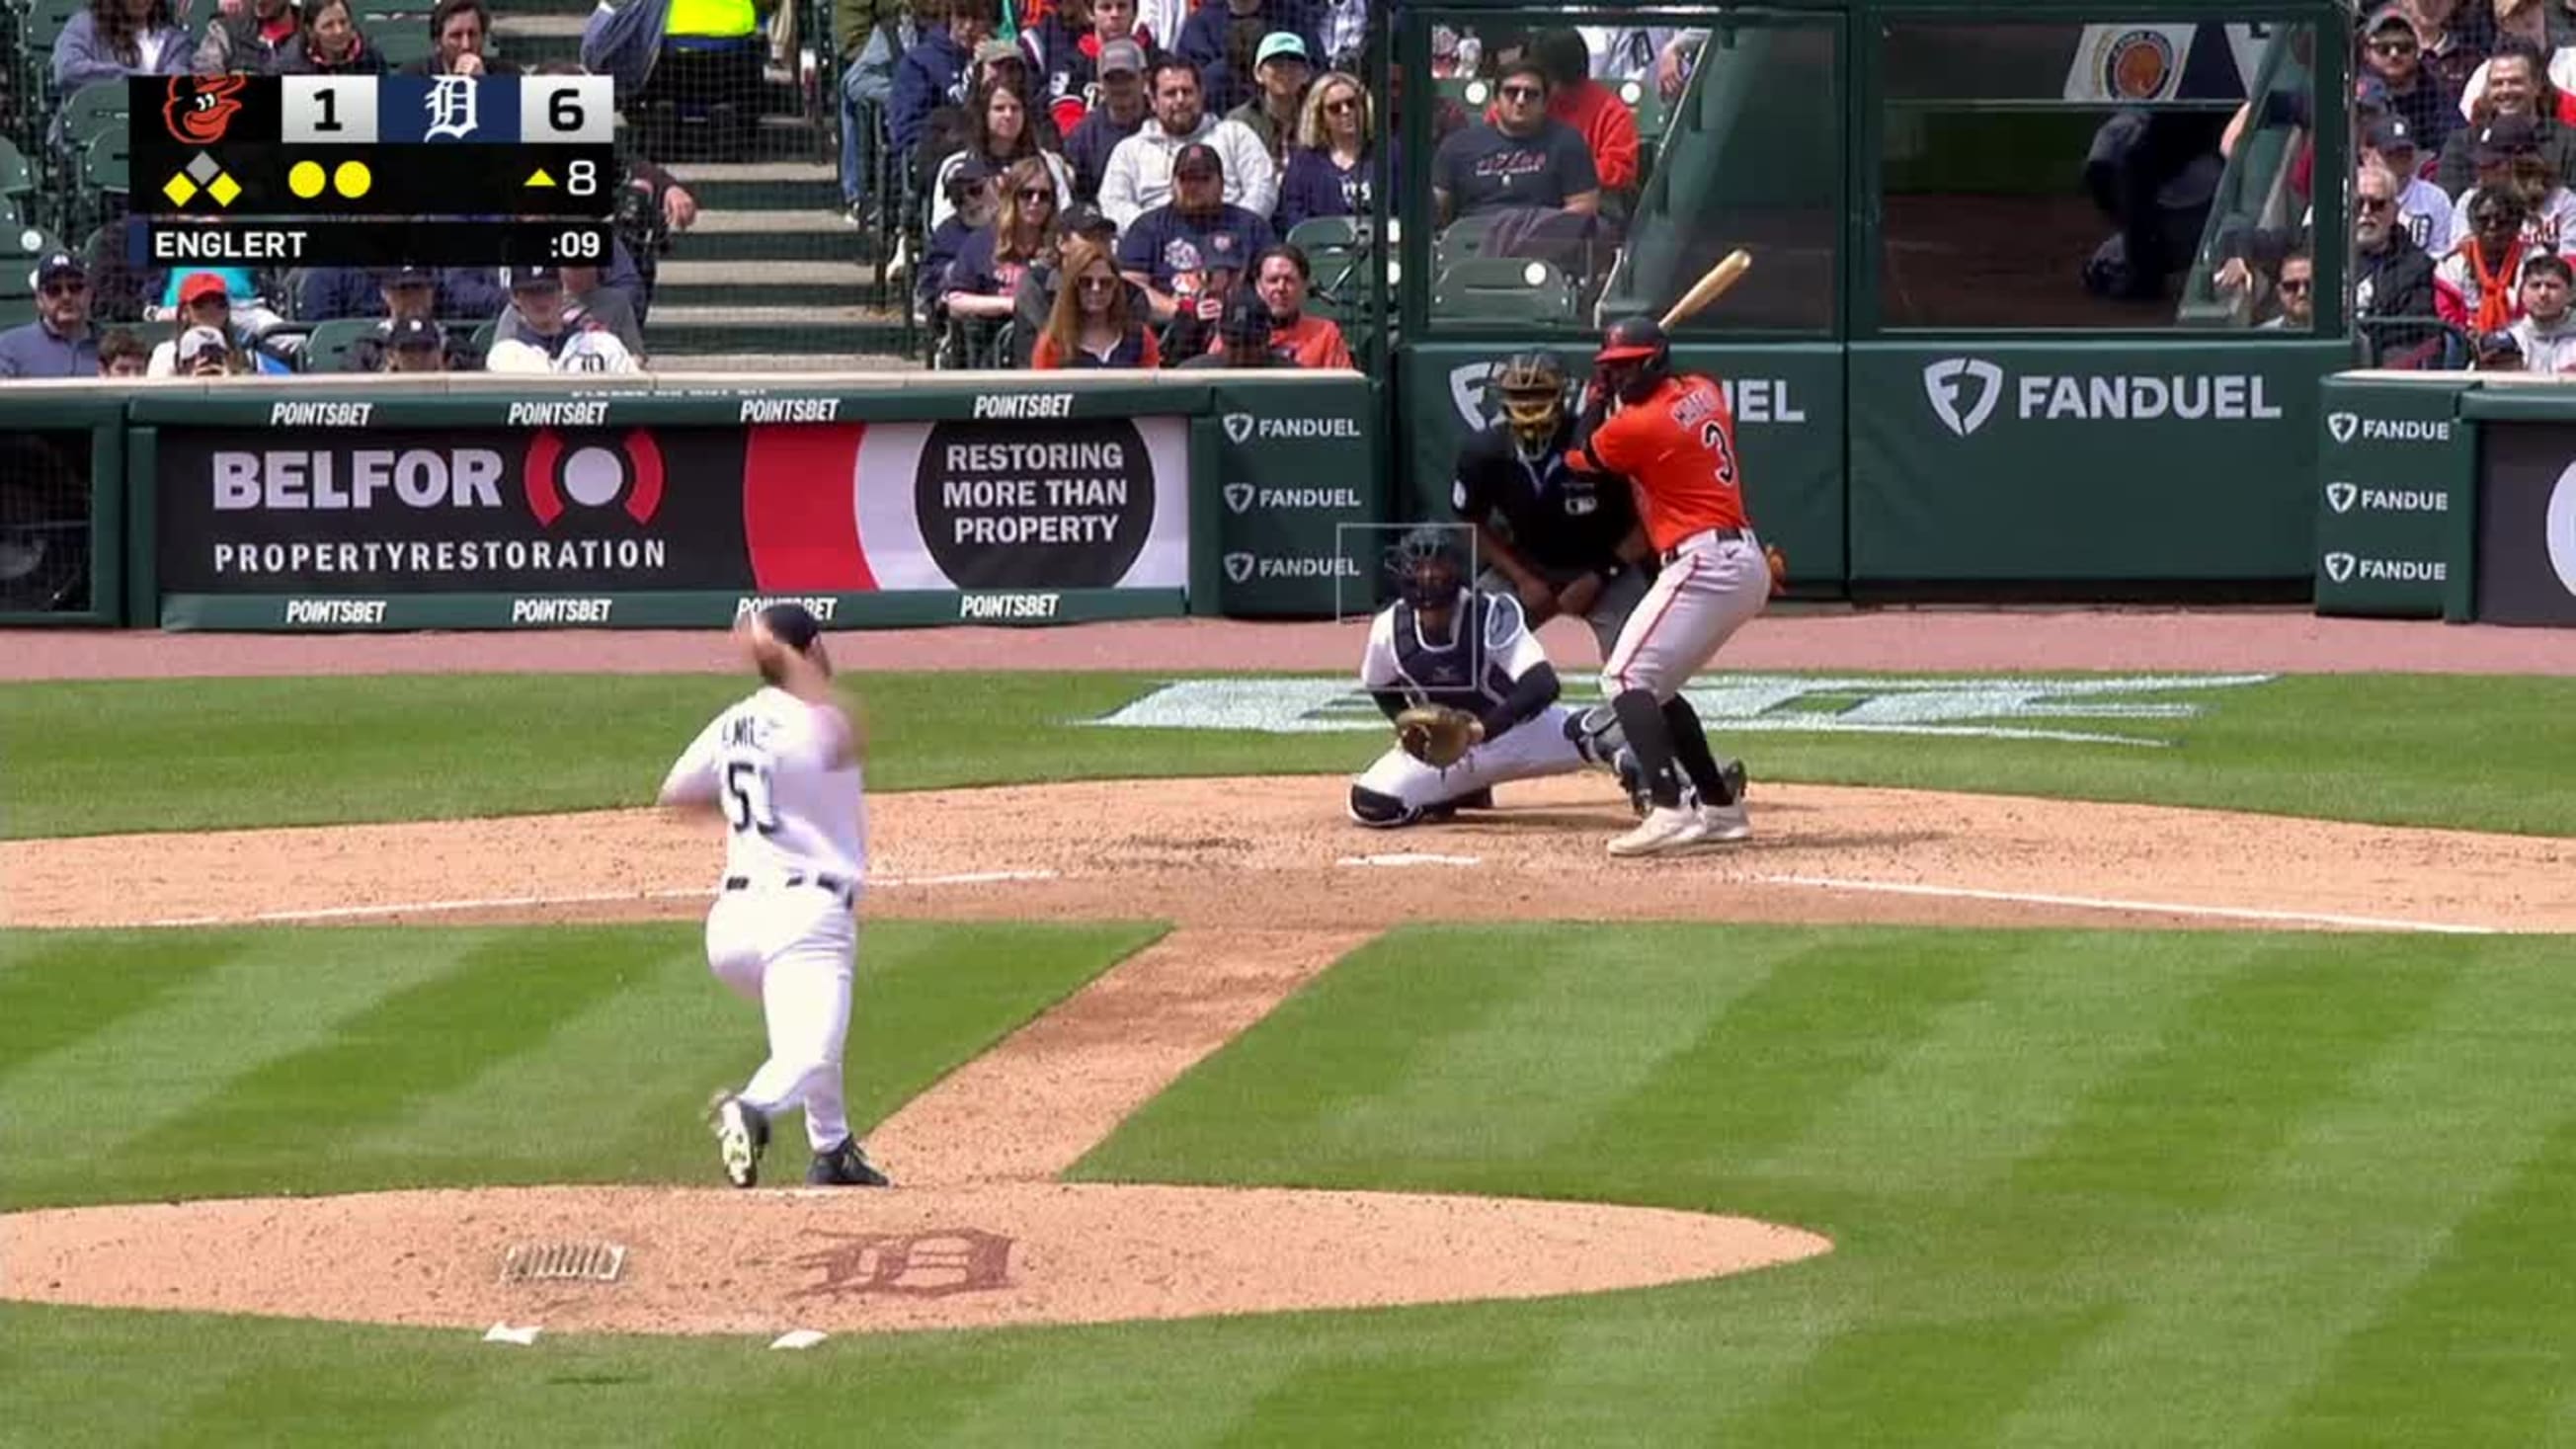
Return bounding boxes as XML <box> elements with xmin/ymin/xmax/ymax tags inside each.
<box><xmin>2549</xmin><ymin>458</ymin><xmax>2576</xmax><ymax>599</ymax></box>
<box><xmin>915</xmin><ymin>418</ymin><xmax>1156</xmax><ymax>587</ymax></box>
<box><xmin>2100</xmin><ymin>29</ymin><xmax>2176</xmax><ymax>101</ymax></box>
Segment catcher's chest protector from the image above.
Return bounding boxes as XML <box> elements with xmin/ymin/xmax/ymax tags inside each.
<box><xmin>1389</xmin><ymin>598</ymin><xmax>1515</xmax><ymax>712</ymax></box>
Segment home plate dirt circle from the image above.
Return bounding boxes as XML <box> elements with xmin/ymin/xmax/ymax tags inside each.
<box><xmin>0</xmin><ymin>1183</ymin><xmax>1832</xmax><ymax>1336</ymax></box>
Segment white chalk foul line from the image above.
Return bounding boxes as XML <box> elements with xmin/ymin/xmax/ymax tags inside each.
<box><xmin>1756</xmin><ymin>873</ymin><xmax>2498</xmax><ymax>935</ymax></box>
<box><xmin>140</xmin><ymin>870</ymin><xmax>1060</xmax><ymax>927</ymax></box>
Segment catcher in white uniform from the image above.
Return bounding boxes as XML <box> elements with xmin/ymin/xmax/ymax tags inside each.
<box><xmin>658</xmin><ymin>604</ymin><xmax>890</xmax><ymax>1189</ymax></box>
<box><xmin>1347</xmin><ymin>526</ymin><xmax>1633</xmax><ymax>827</ymax></box>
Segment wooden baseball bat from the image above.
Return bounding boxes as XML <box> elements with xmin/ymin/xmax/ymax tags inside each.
<box><xmin>1658</xmin><ymin>249</ymin><xmax>1752</xmax><ymax>330</ymax></box>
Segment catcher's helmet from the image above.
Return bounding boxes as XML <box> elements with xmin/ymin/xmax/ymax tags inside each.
<box><xmin>1385</xmin><ymin>524</ymin><xmax>1466</xmax><ymax>610</ymax></box>
<box><xmin>1595</xmin><ymin>315</ymin><xmax>1671</xmax><ymax>406</ymax></box>
<box><xmin>1491</xmin><ymin>350</ymin><xmax>1569</xmax><ymax>453</ymax></box>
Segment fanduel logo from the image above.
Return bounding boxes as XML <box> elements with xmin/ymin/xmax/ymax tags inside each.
<box><xmin>1222</xmin><ymin>413</ymin><xmax>1254</xmax><ymax>444</ymax></box>
<box><xmin>2328</xmin><ymin>412</ymin><xmax>2359</xmax><ymax>443</ymax></box>
<box><xmin>2325</xmin><ymin>482</ymin><xmax>2357</xmax><ymax>514</ymax></box>
<box><xmin>1223</xmin><ymin>482</ymin><xmax>1254</xmax><ymax>514</ymax></box>
<box><xmin>1224</xmin><ymin>552</ymin><xmax>1255</xmax><ymax>583</ymax></box>
<box><xmin>2324</xmin><ymin>551</ymin><xmax>2357</xmax><ymax>583</ymax></box>
<box><xmin>1923</xmin><ymin>359</ymin><xmax>2004</xmax><ymax>438</ymax></box>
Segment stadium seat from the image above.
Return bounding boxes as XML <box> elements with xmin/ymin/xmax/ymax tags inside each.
<box><xmin>300</xmin><ymin>317</ymin><xmax>381</xmax><ymax>372</ymax></box>
<box><xmin>0</xmin><ymin>136</ymin><xmax>33</xmax><ymax>229</ymax></box>
<box><xmin>0</xmin><ymin>223</ymin><xmax>62</xmax><ymax>325</ymax></box>
<box><xmin>1432</xmin><ymin>209</ymin><xmax>1501</xmax><ymax>271</ymax></box>
<box><xmin>370</xmin><ymin>26</ymin><xmax>435</xmax><ymax>69</ymax></box>
<box><xmin>21</xmin><ymin>0</ymin><xmax>88</xmax><ymax>65</ymax></box>
<box><xmin>1431</xmin><ymin>256</ymin><xmax>1578</xmax><ymax>325</ymax></box>
<box><xmin>1285</xmin><ymin>214</ymin><xmax>1368</xmax><ymax>308</ymax></box>
<box><xmin>59</xmin><ymin>83</ymin><xmax>128</xmax><ymax>155</ymax></box>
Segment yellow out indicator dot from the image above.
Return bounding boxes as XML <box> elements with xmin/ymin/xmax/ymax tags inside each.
<box><xmin>289</xmin><ymin>160</ymin><xmax>326</xmax><ymax>199</ymax></box>
<box><xmin>207</xmin><ymin>173</ymin><xmax>242</xmax><ymax>206</ymax></box>
<box><xmin>162</xmin><ymin>173</ymin><xmax>200</xmax><ymax>206</ymax></box>
<box><xmin>334</xmin><ymin>160</ymin><xmax>372</xmax><ymax>199</ymax></box>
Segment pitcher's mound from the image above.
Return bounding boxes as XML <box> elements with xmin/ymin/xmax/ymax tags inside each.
<box><xmin>2</xmin><ymin>1181</ymin><xmax>1831</xmax><ymax>1335</ymax></box>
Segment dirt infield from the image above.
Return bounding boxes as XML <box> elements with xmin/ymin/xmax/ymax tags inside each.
<box><xmin>4</xmin><ymin>611</ymin><xmax>2567</xmax><ymax>1338</ymax></box>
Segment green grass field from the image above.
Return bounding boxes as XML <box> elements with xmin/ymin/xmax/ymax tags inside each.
<box><xmin>3</xmin><ymin>668</ymin><xmax>2572</xmax><ymax>1446</ymax></box>
<box><xmin>3</xmin><ymin>670</ymin><xmax>2574</xmax><ymax>838</ymax></box>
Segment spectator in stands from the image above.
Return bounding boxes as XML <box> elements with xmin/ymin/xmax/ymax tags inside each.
<box><xmin>298</xmin><ymin>265</ymin><xmax>504</xmax><ymax>325</ymax></box>
<box><xmin>52</xmin><ymin>0</ymin><xmax>190</xmax><ymax>98</ymax></box>
<box><xmin>2438</xmin><ymin>186</ymin><xmax>2534</xmax><ymax>330</ymax></box>
<box><xmin>1314</xmin><ymin>0</ymin><xmax>1363</xmax><ymax>71</ymax></box>
<box><xmin>380</xmin><ymin>316</ymin><xmax>447</xmax><ymax>373</ymax></box>
<box><xmin>2437</xmin><ymin>39</ymin><xmax>2572</xmax><ymax>192</ymax></box>
<box><xmin>1116</xmin><ymin>140</ymin><xmax>1274</xmax><ymax>329</ymax></box>
<box><xmin>2356</xmin><ymin>164</ymin><xmax>2442</xmax><ymax>327</ymax></box>
<box><xmin>2505</xmin><ymin>251</ymin><xmax>2576</xmax><ymax>366</ymax></box>
<box><xmin>1177</xmin><ymin>0</ymin><xmax>1322</xmax><ymax>116</ymax></box>
<box><xmin>2412</xmin><ymin>0</ymin><xmax>2489</xmax><ymax>99</ymax></box>
<box><xmin>1580</xmin><ymin>25</ymin><xmax>1675</xmax><ymax>83</ymax></box>
<box><xmin>99</xmin><ymin>328</ymin><xmax>150</xmax><ymax>376</ymax></box>
<box><xmin>1504</xmin><ymin>30</ymin><xmax>1637</xmax><ymax>197</ymax></box>
<box><xmin>917</xmin><ymin>155</ymin><xmax>1002</xmax><ymax>321</ymax></box>
<box><xmin>945</xmin><ymin>155</ymin><xmax>1061</xmax><ymax>322</ymax></box>
<box><xmin>1174</xmin><ymin>285</ymin><xmax>1283</xmax><ymax>368</ymax></box>
<box><xmin>176</xmin><ymin>325</ymin><xmax>247</xmax><ymax>376</ymax></box>
<box><xmin>405</xmin><ymin>0</ymin><xmax>517</xmax><ymax>75</ymax></box>
<box><xmin>2451</xmin><ymin>113</ymin><xmax>2576</xmax><ymax>250</ymax></box>
<box><xmin>1100</xmin><ymin>58</ymin><xmax>1278</xmax><ymax>229</ymax></box>
<box><xmin>839</xmin><ymin>0</ymin><xmax>912</xmax><ymax>221</ymax></box>
<box><xmin>492</xmin><ymin>264</ymin><xmax>648</xmax><ymax>360</ymax></box>
<box><xmin>973</xmin><ymin>37</ymin><xmax>1041</xmax><ymax>114</ymax></box>
<box><xmin>1031</xmin><ymin>236</ymin><xmax>1163</xmax><ymax>366</ymax></box>
<box><xmin>1225</xmin><ymin>33</ymin><xmax>1312</xmax><ymax>167</ymax></box>
<box><xmin>1652</xmin><ymin>31</ymin><xmax>1705</xmax><ymax>101</ymax></box>
<box><xmin>1012</xmin><ymin>201</ymin><xmax>1121</xmax><ymax>362</ymax></box>
<box><xmin>339</xmin><ymin>266</ymin><xmax>438</xmax><ymax>368</ymax></box>
<box><xmin>2257</xmin><ymin>248</ymin><xmax>2314</xmax><ymax>330</ymax></box>
<box><xmin>930</xmin><ymin>82</ymin><xmax>1076</xmax><ymax>229</ymax></box>
<box><xmin>891</xmin><ymin>0</ymin><xmax>993</xmax><ymax>155</ymax></box>
<box><xmin>147</xmin><ymin>273</ymin><xmax>266</xmax><ymax>376</ymax></box>
<box><xmin>1275</xmin><ymin>69</ymin><xmax>1372</xmax><ymax>231</ymax></box>
<box><xmin>196</xmin><ymin>0</ymin><xmax>302</xmax><ymax>76</ymax></box>
<box><xmin>1235</xmin><ymin>243</ymin><xmax>1350</xmax><ymax>365</ymax></box>
<box><xmin>1431</xmin><ymin>58</ymin><xmax>1601</xmax><ymax>225</ymax></box>
<box><xmin>483</xmin><ymin>268</ymin><xmax>640</xmax><ymax>372</ymax></box>
<box><xmin>0</xmin><ymin>253</ymin><xmax>101</xmax><ymax>380</ymax></box>
<box><xmin>1065</xmin><ymin>39</ymin><xmax>1151</xmax><ymax>201</ymax></box>
<box><xmin>2362</xmin><ymin>3</ymin><xmax>2459</xmax><ymax>158</ymax></box>
<box><xmin>2369</xmin><ymin>115</ymin><xmax>2457</xmax><ymax>255</ymax></box>
<box><xmin>277</xmin><ymin>0</ymin><xmax>385</xmax><ymax>74</ymax></box>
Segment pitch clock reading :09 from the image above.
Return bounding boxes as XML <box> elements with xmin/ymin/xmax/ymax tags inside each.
<box><xmin>549</xmin><ymin>226</ymin><xmax>608</xmax><ymax>261</ymax></box>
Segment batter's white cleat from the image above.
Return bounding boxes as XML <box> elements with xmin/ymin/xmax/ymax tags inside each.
<box><xmin>1697</xmin><ymin>800</ymin><xmax>1752</xmax><ymax>844</ymax></box>
<box><xmin>1609</xmin><ymin>805</ymin><xmax>1707</xmax><ymax>857</ymax></box>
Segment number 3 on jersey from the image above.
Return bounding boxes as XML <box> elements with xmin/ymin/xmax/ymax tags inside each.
<box><xmin>1699</xmin><ymin>419</ymin><xmax>1738</xmax><ymax>486</ymax></box>
<box><xmin>722</xmin><ymin>760</ymin><xmax>779</xmax><ymax>835</ymax></box>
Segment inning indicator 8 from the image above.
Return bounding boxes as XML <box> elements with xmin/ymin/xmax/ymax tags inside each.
<box><xmin>133</xmin><ymin>74</ymin><xmax>618</xmax><ymax>219</ymax></box>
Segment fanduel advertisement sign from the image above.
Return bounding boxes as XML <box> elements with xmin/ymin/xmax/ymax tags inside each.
<box><xmin>1922</xmin><ymin>358</ymin><xmax>2284</xmax><ymax>438</ymax></box>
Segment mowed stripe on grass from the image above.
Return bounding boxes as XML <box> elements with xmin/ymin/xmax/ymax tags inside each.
<box><xmin>0</xmin><ymin>921</ymin><xmax>1160</xmax><ymax>1212</ymax></box>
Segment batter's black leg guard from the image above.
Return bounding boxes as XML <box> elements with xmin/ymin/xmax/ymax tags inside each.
<box><xmin>1611</xmin><ymin>688</ymin><xmax>1685</xmax><ymax>810</ymax></box>
<box><xmin>1347</xmin><ymin>784</ymin><xmax>1421</xmax><ymax>829</ymax></box>
<box><xmin>1662</xmin><ymin>695</ymin><xmax>1737</xmax><ymax>807</ymax></box>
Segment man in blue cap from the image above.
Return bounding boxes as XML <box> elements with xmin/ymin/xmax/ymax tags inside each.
<box><xmin>0</xmin><ymin>253</ymin><xmax>100</xmax><ymax>379</ymax></box>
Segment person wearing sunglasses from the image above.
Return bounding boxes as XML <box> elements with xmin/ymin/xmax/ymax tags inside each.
<box><xmin>2436</xmin><ymin>184</ymin><xmax>2536</xmax><ymax>335</ymax></box>
<box><xmin>2255</xmin><ymin>248</ymin><xmax>2315</xmax><ymax>331</ymax></box>
<box><xmin>2447</xmin><ymin>112</ymin><xmax>2576</xmax><ymax>252</ymax></box>
<box><xmin>945</xmin><ymin>155</ymin><xmax>1064</xmax><ymax>324</ymax></box>
<box><xmin>1031</xmin><ymin>236</ymin><xmax>1164</xmax><ymax>368</ymax></box>
<box><xmin>2353</xmin><ymin>164</ymin><xmax>2440</xmax><ymax>347</ymax></box>
<box><xmin>1277</xmin><ymin>69</ymin><xmax>1373</xmax><ymax>231</ymax></box>
<box><xmin>2358</xmin><ymin>3</ymin><xmax>2456</xmax><ymax>157</ymax></box>
<box><xmin>1481</xmin><ymin>30</ymin><xmax>1637</xmax><ymax>197</ymax></box>
<box><xmin>0</xmin><ymin>253</ymin><xmax>101</xmax><ymax>379</ymax></box>
<box><xmin>1430</xmin><ymin>57</ymin><xmax>1600</xmax><ymax>226</ymax></box>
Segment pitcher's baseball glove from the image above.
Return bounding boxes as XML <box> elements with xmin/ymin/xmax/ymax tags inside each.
<box><xmin>1397</xmin><ymin>705</ymin><xmax>1485</xmax><ymax>768</ymax></box>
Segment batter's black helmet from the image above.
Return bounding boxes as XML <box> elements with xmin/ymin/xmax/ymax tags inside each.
<box><xmin>1595</xmin><ymin>315</ymin><xmax>1671</xmax><ymax>405</ymax></box>
<box><xmin>1384</xmin><ymin>524</ymin><xmax>1466</xmax><ymax>610</ymax></box>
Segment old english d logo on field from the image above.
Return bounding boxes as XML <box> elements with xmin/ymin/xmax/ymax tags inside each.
<box><xmin>2325</xmin><ymin>482</ymin><xmax>2358</xmax><ymax>514</ymax></box>
<box><xmin>1223</xmin><ymin>483</ymin><xmax>1254</xmax><ymax>515</ymax></box>
<box><xmin>1222</xmin><ymin>414</ymin><xmax>1256</xmax><ymax>444</ymax></box>
<box><xmin>2327</xmin><ymin>412</ymin><xmax>2360</xmax><ymax>443</ymax></box>
<box><xmin>2324</xmin><ymin>551</ymin><xmax>2358</xmax><ymax>583</ymax></box>
<box><xmin>1922</xmin><ymin>359</ymin><xmax>2004</xmax><ymax>439</ymax></box>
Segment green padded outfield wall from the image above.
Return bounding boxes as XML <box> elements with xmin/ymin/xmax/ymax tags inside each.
<box><xmin>2312</xmin><ymin>374</ymin><xmax>2475</xmax><ymax>619</ymax></box>
<box><xmin>0</xmin><ymin>385</ymin><xmax>128</xmax><ymax>626</ymax></box>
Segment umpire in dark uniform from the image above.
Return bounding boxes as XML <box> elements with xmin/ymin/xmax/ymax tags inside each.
<box><xmin>1450</xmin><ymin>351</ymin><xmax>1656</xmax><ymax>661</ymax></box>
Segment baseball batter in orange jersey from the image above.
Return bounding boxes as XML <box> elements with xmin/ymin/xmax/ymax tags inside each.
<box><xmin>1569</xmin><ymin>315</ymin><xmax>1771</xmax><ymax>856</ymax></box>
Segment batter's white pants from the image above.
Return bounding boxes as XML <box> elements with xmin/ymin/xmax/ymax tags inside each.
<box><xmin>705</xmin><ymin>884</ymin><xmax>856</xmax><ymax>1152</ymax></box>
<box><xmin>1350</xmin><ymin>703</ymin><xmax>1592</xmax><ymax>822</ymax></box>
<box><xmin>1602</xmin><ymin>529</ymin><xmax>1770</xmax><ymax>701</ymax></box>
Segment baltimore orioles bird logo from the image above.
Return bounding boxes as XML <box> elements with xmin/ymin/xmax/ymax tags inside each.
<box><xmin>164</xmin><ymin>75</ymin><xmax>248</xmax><ymax>145</ymax></box>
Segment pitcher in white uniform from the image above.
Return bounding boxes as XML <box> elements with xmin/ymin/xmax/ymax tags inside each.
<box><xmin>658</xmin><ymin>604</ymin><xmax>890</xmax><ymax>1189</ymax></box>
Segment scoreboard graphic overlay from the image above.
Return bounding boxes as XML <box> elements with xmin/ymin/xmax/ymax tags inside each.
<box><xmin>131</xmin><ymin>75</ymin><xmax>616</xmax><ymax>268</ymax></box>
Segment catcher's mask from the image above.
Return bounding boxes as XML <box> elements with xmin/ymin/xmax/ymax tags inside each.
<box><xmin>1491</xmin><ymin>350</ymin><xmax>1568</xmax><ymax>452</ymax></box>
<box><xmin>1594</xmin><ymin>314</ymin><xmax>1671</xmax><ymax>407</ymax></box>
<box><xmin>1385</xmin><ymin>525</ymin><xmax>1465</xmax><ymax>611</ymax></box>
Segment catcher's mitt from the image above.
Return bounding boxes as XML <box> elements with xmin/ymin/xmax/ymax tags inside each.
<box><xmin>1397</xmin><ymin>705</ymin><xmax>1485</xmax><ymax>768</ymax></box>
